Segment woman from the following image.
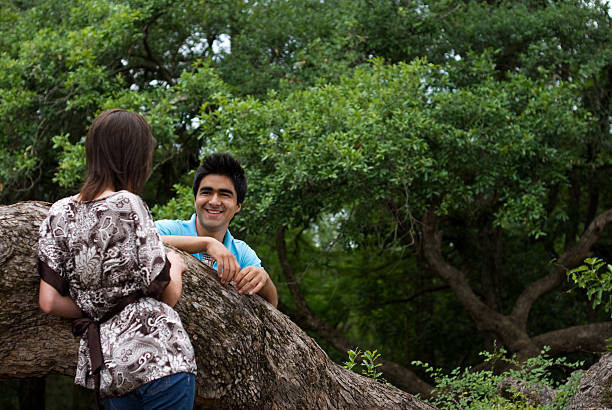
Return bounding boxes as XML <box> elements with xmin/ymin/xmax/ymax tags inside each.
<box><xmin>38</xmin><ymin>109</ymin><xmax>197</xmax><ymax>409</ymax></box>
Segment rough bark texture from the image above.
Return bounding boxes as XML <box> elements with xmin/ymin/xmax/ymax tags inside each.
<box><xmin>0</xmin><ymin>201</ymin><xmax>436</xmax><ymax>409</ymax></box>
<box><xmin>566</xmin><ymin>353</ymin><xmax>612</xmax><ymax>410</ymax></box>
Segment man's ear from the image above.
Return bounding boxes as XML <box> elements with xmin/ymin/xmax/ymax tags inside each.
<box><xmin>236</xmin><ymin>202</ymin><xmax>242</xmax><ymax>213</ymax></box>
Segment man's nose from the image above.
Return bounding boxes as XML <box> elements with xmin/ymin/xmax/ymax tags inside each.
<box><xmin>210</xmin><ymin>193</ymin><xmax>222</xmax><ymax>205</ymax></box>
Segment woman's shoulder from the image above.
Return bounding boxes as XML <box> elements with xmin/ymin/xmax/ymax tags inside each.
<box><xmin>108</xmin><ymin>190</ymin><xmax>143</xmax><ymax>205</ymax></box>
<box><xmin>106</xmin><ymin>191</ymin><xmax>150</xmax><ymax>215</ymax></box>
<box><xmin>47</xmin><ymin>195</ymin><xmax>77</xmax><ymax>214</ymax></box>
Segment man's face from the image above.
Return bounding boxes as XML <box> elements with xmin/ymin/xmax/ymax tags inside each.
<box><xmin>194</xmin><ymin>174</ymin><xmax>242</xmax><ymax>237</ymax></box>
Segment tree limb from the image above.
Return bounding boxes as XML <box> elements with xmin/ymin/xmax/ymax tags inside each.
<box><xmin>532</xmin><ymin>322</ymin><xmax>612</xmax><ymax>355</ymax></box>
<box><xmin>566</xmin><ymin>352</ymin><xmax>612</xmax><ymax>409</ymax></box>
<box><xmin>511</xmin><ymin>208</ymin><xmax>612</xmax><ymax>328</ymax></box>
<box><xmin>421</xmin><ymin>208</ymin><xmax>539</xmax><ymax>356</ymax></box>
<box><xmin>0</xmin><ymin>202</ymin><xmax>434</xmax><ymax>409</ymax></box>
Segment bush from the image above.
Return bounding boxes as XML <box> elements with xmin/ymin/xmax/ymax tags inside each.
<box><xmin>412</xmin><ymin>346</ymin><xmax>583</xmax><ymax>409</ymax></box>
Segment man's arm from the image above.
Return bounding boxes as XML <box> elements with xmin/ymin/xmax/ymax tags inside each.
<box><xmin>159</xmin><ymin>235</ymin><xmax>214</xmax><ymax>254</ymax></box>
<box><xmin>159</xmin><ymin>232</ymin><xmax>278</xmax><ymax>307</ymax></box>
<box><xmin>159</xmin><ymin>235</ymin><xmax>241</xmax><ymax>285</ymax></box>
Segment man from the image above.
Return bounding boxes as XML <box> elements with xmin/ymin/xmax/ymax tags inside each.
<box><xmin>155</xmin><ymin>153</ymin><xmax>278</xmax><ymax>307</ymax></box>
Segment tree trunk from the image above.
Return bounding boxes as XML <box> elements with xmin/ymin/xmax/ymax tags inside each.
<box><xmin>566</xmin><ymin>352</ymin><xmax>612</xmax><ymax>410</ymax></box>
<box><xmin>0</xmin><ymin>201</ymin><xmax>435</xmax><ymax>409</ymax></box>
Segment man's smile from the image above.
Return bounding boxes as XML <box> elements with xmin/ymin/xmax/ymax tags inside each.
<box><xmin>194</xmin><ymin>174</ymin><xmax>242</xmax><ymax>237</ymax></box>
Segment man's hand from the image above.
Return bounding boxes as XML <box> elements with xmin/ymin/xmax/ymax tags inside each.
<box><xmin>233</xmin><ymin>266</ymin><xmax>278</xmax><ymax>307</ymax></box>
<box><xmin>234</xmin><ymin>266</ymin><xmax>269</xmax><ymax>295</ymax></box>
<box><xmin>205</xmin><ymin>238</ymin><xmax>241</xmax><ymax>285</ymax></box>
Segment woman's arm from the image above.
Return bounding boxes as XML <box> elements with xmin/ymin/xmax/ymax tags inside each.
<box><xmin>38</xmin><ymin>280</ymin><xmax>82</xmax><ymax>318</ymax></box>
<box><xmin>160</xmin><ymin>251</ymin><xmax>187</xmax><ymax>307</ymax></box>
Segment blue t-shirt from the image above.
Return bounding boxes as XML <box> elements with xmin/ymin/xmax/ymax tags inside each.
<box><xmin>154</xmin><ymin>213</ymin><xmax>262</xmax><ymax>269</ymax></box>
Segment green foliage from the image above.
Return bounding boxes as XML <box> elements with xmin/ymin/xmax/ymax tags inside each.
<box><xmin>568</xmin><ymin>257</ymin><xmax>612</xmax><ymax>314</ymax></box>
<box><xmin>568</xmin><ymin>257</ymin><xmax>612</xmax><ymax>350</ymax></box>
<box><xmin>150</xmin><ymin>183</ymin><xmax>194</xmax><ymax>221</ymax></box>
<box><xmin>0</xmin><ymin>0</ymin><xmax>235</xmax><ymax>204</ymax></box>
<box><xmin>203</xmin><ymin>55</ymin><xmax>585</xmax><ymax>238</ymax></box>
<box><xmin>343</xmin><ymin>348</ymin><xmax>390</xmax><ymax>384</ymax></box>
<box><xmin>413</xmin><ymin>346</ymin><xmax>584</xmax><ymax>410</ymax></box>
<box><xmin>51</xmin><ymin>133</ymin><xmax>86</xmax><ymax>188</ymax></box>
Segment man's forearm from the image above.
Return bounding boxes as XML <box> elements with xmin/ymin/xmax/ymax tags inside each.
<box><xmin>259</xmin><ymin>280</ymin><xmax>278</xmax><ymax>308</ymax></box>
<box><xmin>159</xmin><ymin>235</ymin><xmax>211</xmax><ymax>254</ymax></box>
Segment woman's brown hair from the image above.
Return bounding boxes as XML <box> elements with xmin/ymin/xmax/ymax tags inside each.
<box><xmin>79</xmin><ymin>109</ymin><xmax>155</xmax><ymax>201</ymax></box>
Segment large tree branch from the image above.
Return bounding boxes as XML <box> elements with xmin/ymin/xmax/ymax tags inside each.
<box><xmin>511</xmin><ymin>209</ymin><xmax>612</xmax><ymax>327</ymax></box>
<box><xmin>421</xmin><ymin>209</ymin><xmax>535</xmax><ymax>354</ymax></box>
<box><xmin>566</xmin><ymin>352</ymin><xmax>612</xmax><ymax>409</ymax></box>
<box><xmin>275</xmin><ymin>227</ymin><xmax>433</xmax><ymax>397</ymax></box>
<box><xmin>0</xmin><ymin>202</ymin><xmax>434</xmax><ymax>409</ymax></box>
<box><xmin>532</xmin><ymin>322</ymin><xmax>612</xmax><ymax>356</ymax></box>
<box><xmin>421</xmin><ymin>206</ymin><xmax>612</xmax><ymax>360</ymax></box>
<box><xmin>421</xmin><ymin>208</ymin><xmax>494</xmax><ymax>322</ymax></box>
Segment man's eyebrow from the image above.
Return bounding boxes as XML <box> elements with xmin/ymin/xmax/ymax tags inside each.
<box><xmin>199</xmin><ymin>186</ymin><xmax>234</xmax><ymax>195</ymax></box>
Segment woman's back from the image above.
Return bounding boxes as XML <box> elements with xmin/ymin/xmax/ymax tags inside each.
<box><xmin>38</xmin><ymin>190</ymin><xmax>196</xmax><ymax>398</ymax></box>
<box><xmin>40</xmin><ymin>191</ymin><xmax>165</xmax><ymax>320</ymax></box>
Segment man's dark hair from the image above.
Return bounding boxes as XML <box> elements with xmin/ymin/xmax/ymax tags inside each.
<box><xmin>192</xmin><ymin>153</ymin><xmax>247</xmax><ymax>204</ymax></box>
<box><xmin>80</xmin><ymin>109</ymin><xmax>155</xmax><ymax>201</ymax></box>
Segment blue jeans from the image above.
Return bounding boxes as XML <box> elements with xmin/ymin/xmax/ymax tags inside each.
<box><xmin>104</xmin><ymin>372</ymin><xmax>195</xmax><ymax>410</ymax></box>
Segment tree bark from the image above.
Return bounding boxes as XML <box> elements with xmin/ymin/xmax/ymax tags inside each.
<box><xmin>566</xmin><ymin>352</ymin><xmax>612</xmax><ymax>410</ymax></box>
<box><xmin>497</xmin><ymin>377</ymin><xmax>557</xmax><ymax>407</ymax></box>
<box><xmin>0</xmin><ymin>201</ymin><xmax>435</xmax><ymax>409</ymax></box>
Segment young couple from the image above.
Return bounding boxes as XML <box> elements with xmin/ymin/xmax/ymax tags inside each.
<box><xmin>37</xmin><ymin>109</ymin><xmax>277</xmax><ymax>409</ymax></box>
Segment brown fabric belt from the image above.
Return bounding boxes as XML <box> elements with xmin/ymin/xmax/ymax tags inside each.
<box><xmin>72</xmin><ymin>290</ymin><xmax>144</xmax><ymax>409</ymax></box>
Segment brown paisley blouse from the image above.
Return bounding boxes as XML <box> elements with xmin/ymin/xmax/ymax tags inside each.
<box><xmin>38</xmin><ymin>191</ymin><xmax>197</xmax><ymax>398</ymax></box>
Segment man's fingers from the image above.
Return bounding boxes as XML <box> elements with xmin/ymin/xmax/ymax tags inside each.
<box><xmin>228</xmin><ymin>259</ymin><xmax>239</xmax><ymax>283</ymax></box>
<box><xmin>217</xmin><ymin>260</ymin><xmax>224</xmax><ymax>281</ymax></box>
<box><xmin>217</xmin><ymin>258</ymin><xmax>239</xmax><ymax>285</ymax></box>
<box><xmin>236</xmin><ymin>270</ymin><xmax>253</xmax><ymax>291</ymax></box>
<box><xmin>248</xmin><ymin>281</ymin><xmax>265</xmax><ymax>295</ymax></box>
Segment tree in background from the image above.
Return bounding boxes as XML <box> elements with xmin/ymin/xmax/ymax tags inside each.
<box><xmin>2</xmin><ymin>0</ymin><xmax>612</xmax><ymax>399</ymax></box>
<box><xmin>187</xmin><ymin>52</ymin><xmax>611</xmax><ymax>392</ymax></box>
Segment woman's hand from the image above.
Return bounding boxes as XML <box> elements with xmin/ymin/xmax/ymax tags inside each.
<box><xmin>166</xmin><ymin>251</ymin><xmax>187</xmax><ymax>275</ymax></box>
